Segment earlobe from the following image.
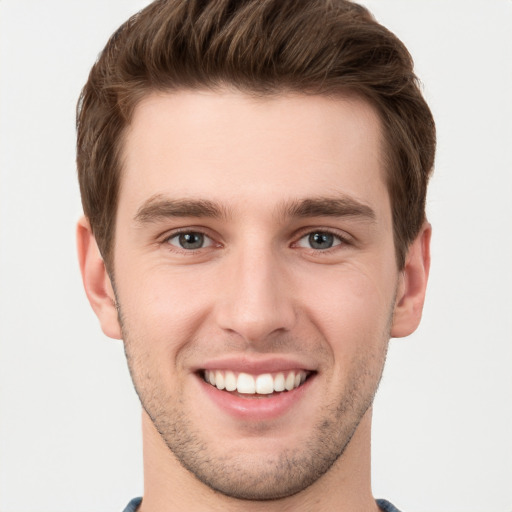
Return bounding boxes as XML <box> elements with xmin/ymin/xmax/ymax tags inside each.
<box><xmin>391</xmin><ymin>222</ymin><xmax>431</xmax><ymax>338</ymax></box>
<box><xmin>76</xmin><ymin>217</ymin><xmax>122</xmax><ymax>340</ymax></box>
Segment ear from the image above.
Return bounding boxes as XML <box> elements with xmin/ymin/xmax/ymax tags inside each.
<box><xmin>391</xmin><ymin>222</ymin><xmax>431</xmax><ymax>338</ymax></box>
<box><xmin>76</xmin><ymin>217</ymin><xmax>122</xmax><ymax>339</ymax></box>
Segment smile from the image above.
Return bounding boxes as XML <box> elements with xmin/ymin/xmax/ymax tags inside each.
<box><xmin>202</xmin><ymin>370</ymin><xmax>310</xmax><ymax>395</ymax></box>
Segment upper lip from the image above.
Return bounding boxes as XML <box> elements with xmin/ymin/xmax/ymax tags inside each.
<box><xmin>195</xmin><ymin>355</ymin><xmax>318</xmax><ymax>374</ymax></box>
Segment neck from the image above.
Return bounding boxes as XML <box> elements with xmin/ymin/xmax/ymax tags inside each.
<box><xmin>139</xmin><ymin>408</ymin><xmax>379</xmax><ymax>512</ymax></box>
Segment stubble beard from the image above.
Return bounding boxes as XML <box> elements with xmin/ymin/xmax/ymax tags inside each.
<box><xmin>117</xmin><ymin>302</ymin><xmax>392</xmax><ymax>501</ymax></box>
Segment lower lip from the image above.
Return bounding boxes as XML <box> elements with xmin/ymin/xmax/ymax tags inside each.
<box><xmin>198</xmin><ymin>374</ymin><xmax>315</xmax><ymax>421</ymax></box>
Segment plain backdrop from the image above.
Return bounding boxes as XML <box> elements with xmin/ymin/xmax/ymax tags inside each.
<box><xmin>0</xmin><ymin>1</ymin><xmax>511</xmax><ymax>511</ymax></box>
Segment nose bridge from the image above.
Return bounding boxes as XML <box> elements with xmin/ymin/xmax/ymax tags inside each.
<box><xmin>216</xmin><ymin>241</ymin><xmax>295</xmax><ymax>343</ymax></box>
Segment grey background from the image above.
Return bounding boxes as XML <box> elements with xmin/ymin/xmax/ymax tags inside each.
<box><xmin>1</xmin><ymin>0</ymin><xmax>511</xmax><ymax>510</ymax></box>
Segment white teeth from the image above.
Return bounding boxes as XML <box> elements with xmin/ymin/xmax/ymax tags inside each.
<box><xmin>215</xmin><ymin>370</ymin><xmax>225</xmax><ymax>390</ymax></box>
<box><xmin>274</xmin><ymin>372</ymin><xmax>285</xmax><ymax>392</ymax></box>
<box><xmin>225</xmin><ymin>371</ymin><xmax>237</xmax><ymax>391</ymax></box>
<box><xmin>204</xmin><ymin>369</ymin><xmax>309</xmax><ymax>394</ymax></box>
<box><xmin>237</xmin><ymin>373</ymin><xmax>255</xmax><ymax>394</ymax></box>
<box><xmin>255</xmin><ymin>373</ymin><xmax>274</xmax><ymax>394</ymax></box>
<box><xmin>285</xmin><ymin>372</ymin><xmax>295</xmax><ymax>391</ymax></box>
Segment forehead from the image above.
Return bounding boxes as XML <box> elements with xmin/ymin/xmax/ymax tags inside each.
<box><xmin>119</xmin><ymin>89</ymin><xmax>389</xmax><ymax>220</ymax></box>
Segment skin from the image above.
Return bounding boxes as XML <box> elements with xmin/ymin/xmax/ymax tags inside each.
<box><xmin>78</xmin><ymin>90</ymin><xmax>431</xmax><ymax>512</ymax></box>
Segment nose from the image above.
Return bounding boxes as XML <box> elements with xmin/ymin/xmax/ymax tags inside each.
<box><xmin>214</xmin><ymin>246</ymin><xmax>296</xmax><ymax>345</ymax></box>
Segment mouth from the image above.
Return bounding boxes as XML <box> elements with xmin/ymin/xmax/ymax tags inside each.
<box><xmin>201</xmin><ymin>369</ymin><xmax>312</xmax><ymax>397</ymax></box>
<box><xmin>196</xmin><ymin>362</ymin><xmax>318</xmax><ymax>420</ymax></box>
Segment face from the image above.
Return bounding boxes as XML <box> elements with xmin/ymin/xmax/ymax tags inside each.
<box><xmin>111</xmin><ymin>90</ymin><xmax>400</xmax><ymax>499</ymax></box>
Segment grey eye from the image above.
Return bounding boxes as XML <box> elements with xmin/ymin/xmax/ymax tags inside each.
<box><xmin>309</xmin><ymin>232</ymin><xmax>334</xmax><ymax>249</ymax></box>
<box><xmin>297</xmin><ymin>231</ymin><xmax>341</xmax><ymax>250</ymax></box>
<box><xmin>168</xmin><ymin>232</ymin><xmax>213</xmax><ymax>250</ymax></box>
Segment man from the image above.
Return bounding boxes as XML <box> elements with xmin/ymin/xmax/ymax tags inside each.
<box><xmin>76</xmin><ymin>0</ymin><xmax>435</xmax><ymax>510</ymax></box>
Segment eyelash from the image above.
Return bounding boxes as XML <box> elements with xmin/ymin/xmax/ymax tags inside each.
<box><xmin>293</xmin><ymin>228</ymin><xmax>352</xmax><ymax>252</ymax></box>
<box><xmin>160</xmin><ymin>227</ymin><xmax>353</xmax><ymax>254</ymax></box>
<box><xmin>162</xmin><ymin>229</ymin><xmax>219</xmax><ymax>253</ymax></box>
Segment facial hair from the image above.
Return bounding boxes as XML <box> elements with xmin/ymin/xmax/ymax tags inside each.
<box><xmin>116</xmin><ymin>293</ymin><xmax>393</xmax><ymax>501</ymax></box>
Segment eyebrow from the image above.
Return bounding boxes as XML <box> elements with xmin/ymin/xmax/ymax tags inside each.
<box><xmin>280</xmin><ymin>196</ymin><xmax>376</xmax><ymax>222</ymax></box>
<box><xmin>134</xmin><ymin>194</ymin><xmax>376</xmax><ymax>224</ymax></box>
<box><xmin>134</xmin><ymin>195</ymin><xmax>229</xmax><ymax>223</ymax></box>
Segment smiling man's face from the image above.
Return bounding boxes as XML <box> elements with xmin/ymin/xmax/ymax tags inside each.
<box><xmin>80</xmin><ymin>89</ymin><xmax>427</xmax><ymax>502</ymax></box>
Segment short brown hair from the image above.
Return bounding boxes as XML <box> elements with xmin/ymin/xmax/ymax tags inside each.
<box><xmin>77</xmin><ymin>0</ymin><xmax>435</xmax><ymax>270</ymax></box>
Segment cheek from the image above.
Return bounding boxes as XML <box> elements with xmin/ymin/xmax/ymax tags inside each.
<box><xmin>117</xmin><ymin>269</ymin><xmax>208</xmax><ymax>394</ymax></box>
<box><xmin>115</xmin><ymin>261</ymin><xmax>226</xmax><ymax>364</ymax></box>
<box><xmin>299</xmin><ymin>263</ymin><xmax>397</xmax><ymax>353</ymax></box>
